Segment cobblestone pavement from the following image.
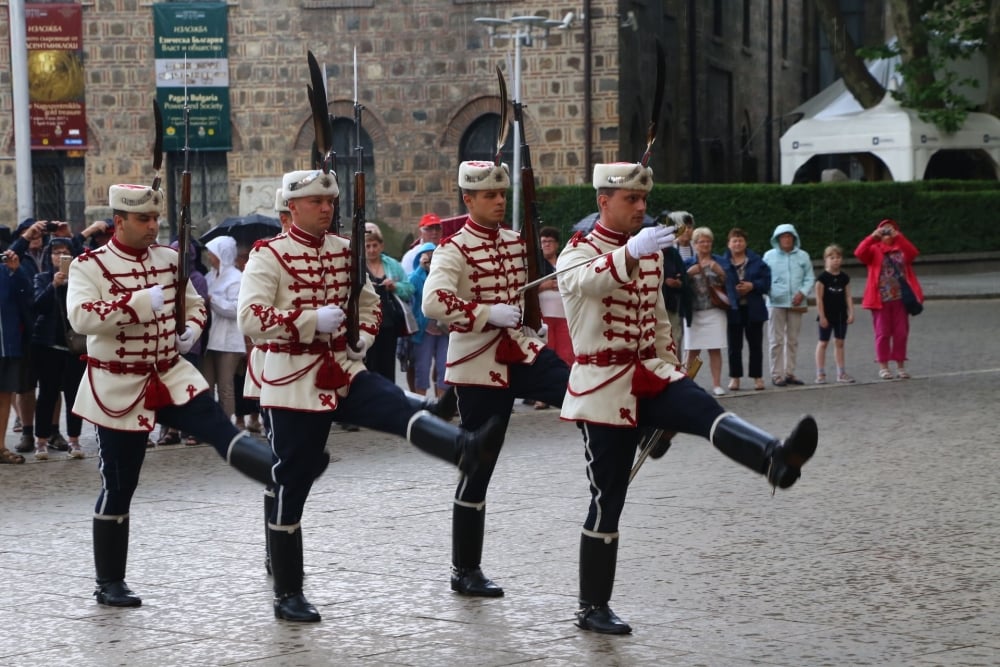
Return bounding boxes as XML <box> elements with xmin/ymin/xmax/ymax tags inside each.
<box><xmin>1</xmin><ymin>297</ymin><xmax>998</xmax><ymax>666</ymax></box>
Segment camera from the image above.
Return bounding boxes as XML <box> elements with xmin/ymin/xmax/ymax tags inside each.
<box><xmin>880</xmin><ymin>228</ymin><xmax>892</xmax><ymax>236</ymax></box>
<box><xmin>45</xmin><ymin>221</ymin><xmax>61</xmax><ymax>232</ymax></box>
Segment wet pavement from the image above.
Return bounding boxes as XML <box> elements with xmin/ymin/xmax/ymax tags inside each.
<box><xmin>0</xmin><ymin>271</ymin><xmax>998</xmax><ymax>666</ymax></box>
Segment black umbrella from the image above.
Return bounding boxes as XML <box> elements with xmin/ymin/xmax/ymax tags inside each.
<box><xmin>200</xmin><ymin>213</ymin><xmax>281</xmax><ymax>245</ymax></box>
<box><xmin>571</xmin><ymin>211</ymin><xmax>661</xmax><ymax>235</ymax></box>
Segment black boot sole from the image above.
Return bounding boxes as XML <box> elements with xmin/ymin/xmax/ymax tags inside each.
<box><xmin>775</xmin><ymin>415</ymin><xmax>818</xmax><ymax>489</ymax></box>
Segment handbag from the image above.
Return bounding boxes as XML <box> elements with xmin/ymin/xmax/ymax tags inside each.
<box><xmin>57</xmin><ymin>291</ymin><xmax>87</xmax><ymax>354</ymax></box>
<box><xmin>708</xmin><ymin>285</ymin><xmax>730</xmax><ymax>310</ymax></box>
<box><xmin>394</xmin><ymin>294</ymin><xmax>418</xmax><ymax>336</ymax></box>
<box><xmin>900</xmin><ymin>281</ymin><xmax>923</xmax><ymax>316</ymax></box>
<box><xmin>897</xmin><ymin>273</ymin><xmax>923</xmax><ymax>316</ymax></box>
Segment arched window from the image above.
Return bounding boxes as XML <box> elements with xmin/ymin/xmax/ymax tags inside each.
<box><xmin>458</xmin><ymin>113</ymin><xmax>513</xmax><ymax>210</ymax></box>
<box><xmin>331</xmin><ymin>116</ymin><xmax>375</xmax><ymax>223</ymax></box>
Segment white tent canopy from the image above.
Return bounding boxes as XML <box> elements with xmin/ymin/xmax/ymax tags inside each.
<box><xmin>780</xmin><ymin>93</ymin><xmax>1000</xmax><ymax>184</ymax></box>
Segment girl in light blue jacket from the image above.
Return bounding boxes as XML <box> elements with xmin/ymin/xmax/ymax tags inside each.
<box><xmin>762</xmin><ymin>223</ymin><xmax>814</xmax><ymax>385</ymax></box>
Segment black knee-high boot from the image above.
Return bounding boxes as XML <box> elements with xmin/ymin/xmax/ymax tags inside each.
<box><xmin>263</xmin><ymin>490</ymin><xmax>274</xmax><ymax>576</ymax></box>
<box><xmin>576</xmin><ymin>534</ymin><xmax>631</xmax><ymax>634</ymax></box>
<box><xmin>711</xmin><ymin>414</ymin><xmax>818</xmax><ymax>489</ymax></box>
<box><xmin>93</xmin><ymin>515</ymin><xmax>142</xmax><ymax>607</ymax></box>
<box><xmin>269</xmin><ymin>524</ymin><xmax>320</xmax><ymax>622</ymax></box>
<box><xmin>406</xmin><ymin>412</ymin><xmax>503</xmax><ymax>476</ymax></box>
<box><xmin>450</xmin><ymin>504</ymin><xmax>503</xmax><ymax>597</ymax></box>
<box><xmin>224</xmin><ymin>432</ymin><xmax>329</xmax><ymax>485</ymax></box>
<box><xmin>404</xmin><ymin>386</ymin><xmax>458</xmax><ymax>422</ymax></box>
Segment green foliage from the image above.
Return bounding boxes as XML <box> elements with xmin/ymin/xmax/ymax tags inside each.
<box><xmin>536</xmin><ymin>181</ymin><xmax>1000</xmax><ymax>257</ymax></box>
<box><xmin>857</xmin><ymin>0</ymin><xmax>988</xmax><ymax>132</ymax></box>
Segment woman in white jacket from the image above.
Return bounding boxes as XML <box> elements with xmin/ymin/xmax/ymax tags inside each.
<box><xmin>203</xmin><ymin>236</ymin><xmax>246</xmax><ymax>423</ymax></box>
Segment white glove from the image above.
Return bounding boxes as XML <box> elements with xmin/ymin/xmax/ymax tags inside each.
<box><xmin>487</xmin><ymin>303</ymin><xmax>521</xmax><ymax>329</ymax></box>
<box><xmin>315</xmin><ymin>305</ymin><xmax>346</xmax><ymax>333</ymax></box>
<box><xmin>528</xmin><ymin>322</ymin><xmax>549</xmax><ymax>341</ymax></box>
<box><xmin>346</xmin><ymin>338</ymin><xmax>368</xmax><ymax>361</ymax></box>
<box><xmin>176</xmin><ymin>327</ymin><xmax>196</xmax><ymax>354</ymax></box>
<box><xmin>148</xmin><ymin>284</ymin><xmax>164</xmax><ymax>312</ymax></box>
<box><xmin>626</xmin><ymin>225</ymin><xmax>677</xmax><ymax>258</ymax></box>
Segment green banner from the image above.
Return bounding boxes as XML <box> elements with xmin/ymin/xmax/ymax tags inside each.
<box><xmin>153</xmin><ymin>2</ymin><xmax>230</xmax><ymax>151</ymax></box>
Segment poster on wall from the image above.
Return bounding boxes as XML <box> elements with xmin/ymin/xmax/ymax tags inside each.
<box><xmin>153</xmin><ymin>2</ymin><xmax>231</xmax><ymax>151</ymax></box>
<box><xmin>26</xmin><ymin>3</ymin><xmax>87</xmax><ymax>150</ymax></box>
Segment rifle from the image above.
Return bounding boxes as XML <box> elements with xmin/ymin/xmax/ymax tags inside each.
<box><xmin>174</xmin><ymin>61</ymin><xmax>192</xmax><ymax>334</ymax></box>
<box><xmin>306</xmin><ymin>51</ymin><xmax>340</xmax><ymax>233</ymax></box>
<box><xmin>511</xmin><ymin>96</ymin><xmax>546</xmax><ymax>332</ymax></box>
<box><xmin>346</xmin><ymin>48</ymin><xmax>365</xmax><ymax>353</ymax></box>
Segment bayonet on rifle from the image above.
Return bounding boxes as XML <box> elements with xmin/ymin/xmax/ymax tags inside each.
<box><xmin>175</xmin><ymin>55</ymin><xmax>192</xmax><ymax>334</ymax></box>
<box><xmin>345</xmin><ymin>47</ymin><xmax>365</xmax><ymax>353</ymax></box>
<box><xmin>152</xmin><ymin>101</ymin><xmax>163</xmax><ymax>191</ymax></box>
<box><xmin>509</xmin><ymin>76</ymin><xmax>545</xmax><ymax>332</ymax></box>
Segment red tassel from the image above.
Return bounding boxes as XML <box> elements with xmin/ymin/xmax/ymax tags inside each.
<box><xmin>495</xmin><ymin>334</ymin><xmax>528</xmax><ymax>364</ymax></box>
<box><xmin>631</xmin><ymin>362</ymin><xmax>668</xmax><ymax>398</ymax></box>
<box><xmin>315</xmin><ymin>354</ymin><xmax>349</xmax><ymax>390</ymax></box>
<box><xmin>143</xmin><ymin>373</ymin><xmax>173</xmax><ymax>410</ymax></box>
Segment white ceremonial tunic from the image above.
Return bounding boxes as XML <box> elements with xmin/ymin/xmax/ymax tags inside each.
<box><xmin>557</xmin><ymin>223</ymin><xmax>687</xmax><ymax>427</ymax></box>
<box><xmin>66</xmin><ymin>239</ymin><xmax>209</xmax><ymax>432</ymax></box>
<box><xmin>422</xmin><ymin>218</ymin><xmax>544</xmax><ymax>388</ymax></box>
<box><xmin>237</xmin><ymin>225</ymin><xmax>379</xmax><ymax>412</ymax></box>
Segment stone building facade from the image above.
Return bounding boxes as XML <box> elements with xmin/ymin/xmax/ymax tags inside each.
<box><xmin>0</xmin><ymin>0</ymin><xmax>887</xmax><ymax>239</ymax></box>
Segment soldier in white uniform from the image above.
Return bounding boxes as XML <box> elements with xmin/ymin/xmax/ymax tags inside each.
<box><xmin>557</xmin><ymin>163</ymin><xmax>819</xmax><ymax>634</ymax></box>
<box><xmin>422</xmin><ymin>161</ymin><xmax>570</xmax><ymax>598</ymax></box>
<box><xmin>67</xmin><ymin>184</ymin><xmax>281</xmax><ymax>609</ymax></box>
<box><xmin>237</xmin><ymin>169</ymin><xmax>503</xmax><ymax>623</ymax></box>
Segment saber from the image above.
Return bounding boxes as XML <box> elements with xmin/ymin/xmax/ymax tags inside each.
<box><xmin>517</xmin><ymin>218</ymin><xmax>688</xmax><ymax>294</ymax></box>
<box><xmin>628</xmin><ymin>355</ymin><xmax>702</xmax><ymax>484</ymax></box>
<box><xmin>523</xmin><ymin>41</ymin><xmax>673</xmax><ymax>296</ymax></box>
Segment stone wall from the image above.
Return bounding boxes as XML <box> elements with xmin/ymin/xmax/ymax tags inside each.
<box><xmin>0</xmin><ymin>0</ymin><xmax>833</xmax><ymax>238</ymax></box>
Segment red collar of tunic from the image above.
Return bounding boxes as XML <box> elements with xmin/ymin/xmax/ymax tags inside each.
<box><xmin>591</xmin><ymin>222</ymin><xmax>629</xmax><ymax>247</ymax></box>
<box><xmin>110</xmin><ymin>236</ymin><xmax>148</xmax><ymax>259</ymax></box>
<box><xmin>463</xmin><ymin>218</ymin><xmax>501</xmax><ymax>241</ymax></box>
<box><xmin>288</xmin><ymin>224</ymin><xmax>324</xmax><ymax>248</ymax></box>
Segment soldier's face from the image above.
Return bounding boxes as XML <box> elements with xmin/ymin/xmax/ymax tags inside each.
<box><xmin>115</xmin><ymin>212</ymin><xmax>160</xmax><ymax>249</ymax></box>
<box><xmin>463</xmin><ymin>189</ymin><xmax>506</xmax><ymax>228</ymax></box>
<box><xmin>289</xmin><ymin>195</ymin><xmax>335</xmax><ymax>236</ymax></box>
<box><xmin>599</xmin><ymin>189</ymin><xmax>647</xmax><ymax>234</ymax></box>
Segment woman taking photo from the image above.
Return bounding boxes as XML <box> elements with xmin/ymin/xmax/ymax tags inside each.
<box><xmin>854</xmin><ymin>218</ymin><xmax>922</xmax><ymax>380</ymax></box>
<box><xmin>364</xmin><ymin>222</ymin><xmax>414</xmax><ymax>382</ymax></box>
<box><xmin>683</xmin><ymin>226</ymin><xmax>729</xmax><ymax>396</ymax></box>
<box><xmin>723</xmin><ymin>228</ymin><xmax>770</xmax><ymax>391</ymax></box>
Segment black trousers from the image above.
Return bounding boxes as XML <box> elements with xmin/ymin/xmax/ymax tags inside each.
<box><xmin>727</xmin><ymin>309</ymin><xmax>765</xmax><ymax>379</ymax></box>
<box><xmin>33</xmin><ymin>344</ymin><xmax>85</xmax><ymax>439</ymax></box>
<box><xmin>365</xmin><ymin>331</ymin><xmax>399</xmax><ymax>383</ymax></box>
<box><xmin>579</xmin><ymin>377</ymin><xmax>725</xmax><ymax>534</ymax></box>
<box><xmin>266</xmin><ymin>370</ymin><xmax>418</xmax><ymax>526</ymax></box>
<box><xmin>452</xmin><ymin>348</ymin><xmax>569</xmax><ymax>504</ymax></box>
<box><xmin>94</xmin><ymin>391</ymin><xmax>245</xmax><ymax>516</ymax></box>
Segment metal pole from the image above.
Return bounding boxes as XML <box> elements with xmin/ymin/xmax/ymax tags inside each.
<box><xmin>511</xmin><ymin>30</ymin><xmax>523</xmax><ymax>232</ymax></box>
<box><xmin>10</xmin><ymin>0</ymin><xmax>34</xmax><ymax>221</ymax></box>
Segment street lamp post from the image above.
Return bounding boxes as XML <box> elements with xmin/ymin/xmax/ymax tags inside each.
<box><xmin>475</xmin><ymin>14</ymin><xmax>566</xmax><ymax>231</ymax></box>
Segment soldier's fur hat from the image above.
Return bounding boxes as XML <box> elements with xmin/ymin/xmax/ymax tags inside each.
<box><xmin>109</xmin><ymin>184</ymin><xmax>165</xmax><ymax>214</ymax></box>
<box><xmin>458</xmin><ymin>161</ymin><xmax>510</xmax><ymax>191</ymax></box>
<box><xmin>282</xmin><ymin>169</ymin><xmax>339</xmax><ymax>201</ymax></box>
<box><xmin>592</xmin><ymin>163</ymin><xmax>654</xmax><ymax>192</ymax></box>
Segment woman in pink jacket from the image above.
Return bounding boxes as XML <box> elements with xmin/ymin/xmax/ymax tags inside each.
<box><xmin>854</xmin><ymin>219</ymin><xmax>923</xmax><ymax>380</ymax></box>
